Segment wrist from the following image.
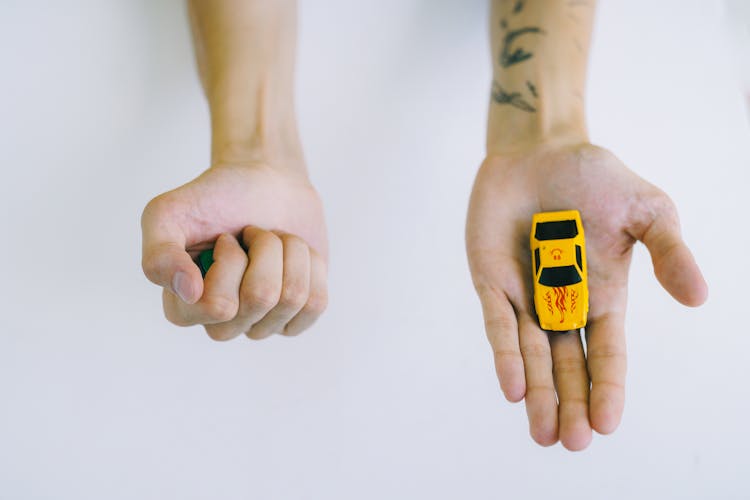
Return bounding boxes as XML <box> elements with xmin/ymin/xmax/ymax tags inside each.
<box><xmin>189</xmin><ymin>0</ymin><xmax>304</xmax><ymax>174</ymax></box>
<box><xmin>486</xmin><ymin>69</ymin><xmax>588</xmax><ymax>155</ymax></box>
<box><xmin>485</xmin><ymin>0</ymin><xmax>594</xmax><ymax>155</ymax></box>
<box><xmin>486</xmin><ymin>96</ymin><xmax>588</xmax><ymax>155</ymax></box>
<box><xmin>207</xmin><ymin>73</ymin><xmax>306</xmax><ymax>175</ymax></box>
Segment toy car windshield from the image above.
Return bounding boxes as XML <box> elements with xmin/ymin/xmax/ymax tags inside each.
<box><xmin>539</xmin><ymin>265</ymin><xmax>582</xmax><ymax>287</ymax></box>
<box><xmin>534</xmin><ymin>220</ymin><xmax>578</xmax><ymax>240</ymax></box>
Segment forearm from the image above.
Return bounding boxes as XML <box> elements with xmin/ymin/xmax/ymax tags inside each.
<box><xmin>188</xmin><ymin>0</ymin><xmax>304</xmax><ymax>172</ymax></box>
<box><xmin>487</xmin><ymin>0</ymin><xmax>595</xmax><ymax>154</ymax></box>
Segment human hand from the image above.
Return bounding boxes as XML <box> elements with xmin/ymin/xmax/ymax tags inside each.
<box><xmin>466</xmin><ymin>143</ymin><xmax>707</xmax><ymax>450</ymax></box>
<box><xmin>141</xmin><ymin>163</ymin><xmax>328</xmax><ymax>340</ymax></box>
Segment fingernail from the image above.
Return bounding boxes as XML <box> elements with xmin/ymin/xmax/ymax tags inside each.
<box><xmin>172</xmin><ymin>271</ymin><xmax>193</xmax><ymax>304</ymax></box>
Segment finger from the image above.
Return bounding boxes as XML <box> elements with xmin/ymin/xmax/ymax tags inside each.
<box><xmin>584</xmin><ymin>312</ymin><xmax>627</xmax><ymax>435</ymax></box>
<box><xmin>518</xmin><ymin>313</ymin><xmax>558</xmax><ymax>446</ymax></box>
<box><xmin>549</xmin><ymin>331</ymin><xmax>592</xmax><ymax>451</ymax></box>
<box><xmin>204</xmin><ymin>228</ymin><xmax>283</xmax><ymax>340</ymax></box>
<box><xmin>283</xmin><ymin>249</ymin><xmax>328</xmax><ymax>336</ymax></box>
<box><xmin>639</xmin><ymin>202</ymin><xmax>708</xmax><ymax>307</ymax></box>
<box><xmin>475</xmin><ymin>284</ymin><xmax>525</xmax><ymax>402</ymax></box>
<box><xmin>246</xmin><ymin>234</ymin><xmax>310</xmax><ymax>340</ymax></box>
<box><xmin>163</xmin><ymin>233</ymin><xmax>246</xmax><ymax>328</ymax></box>
<box><xmin>141</xmin><ymin>198</ymin><xmax>203</xmax><ymax>304</ymax></box>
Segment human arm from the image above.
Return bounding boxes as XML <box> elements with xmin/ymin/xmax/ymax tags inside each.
<box><xmin>141</xmin><ymin>0</ymin><xmax>328</xmax><ymax>340</ymax></box>
<box><xmin>466</xmin><ymin>0</ymin><xmax>707</xmax><ymax>450</ymax></box>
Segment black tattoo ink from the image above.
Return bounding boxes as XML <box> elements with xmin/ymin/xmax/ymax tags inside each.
<box><xmin>492</xmin><ymin>81</ymin><xmax>536</xmax><ymax>113</ymax></box>
<box><xmin>493</xmin><ymin>6</ymin><xmax>546</xmax><ymax>113</ymax></box>
<box><xmin>526</xmin><ymin>80</ymin><xmax>538</xmax><ymax>98</ymax></box>
<box><xmin>499</xmin><ymin>25</ymin><xmax>545</xmax><ymax>68</ymax></box>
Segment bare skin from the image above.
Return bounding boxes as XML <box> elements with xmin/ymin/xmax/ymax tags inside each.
<box><xmin>140</xmin><ymin>1</ymin><xmax>708</xmax><ymax>449</ymax></box>
<box><xmin>467</xmin><ymin>1</ymin><xmax>707</xmax><ymax>450</ymax></box>
<box><xmin>467</xmin><ymin>143</ymin><xmax>707</xmax><ymax>450</ymax></box>
<box><xmin>141</xmin><ymin>0</ymin><xmax>328</xmax><ymax>340</ymax></box>
<box><xmin>142</xmin><ymin>163</ymin><xmax>327</xmax><ymax>340</ymax></box>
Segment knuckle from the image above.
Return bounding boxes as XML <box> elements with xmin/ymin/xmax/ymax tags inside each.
<box><xmin>281</xmin><ymin>233</ymin><xmax>306</xmax><ymax>248</ymax></box>
<box><xmin>242</xmin><ymin>284</ymin><xmax>280</xmax><ymax>311</ymax></box>
<box><xmin>473</xmin><ymin>281</ymin><xmax>502</xmax><ymax>301</ymax></box>
<box><xmin>141</xmin><ymin>242</ymin><xmax>172</xmax><ymax>280</ymax></box>
<box><xmin>588</xmin><ymin>344</ymin><xmax>626</xmax><ymax>364</ymax></box>
<box><xmin>281</xmin><ymin>234</ymin><xmax>310</xmax><ymax>259</ymax></box>
<box><xmin>650</xmin><ymin>189</ymin><xmax>676</xmax><ymax>210</ymax></box>
<box><xmin>141</xmin><ymin>194</ymin><xmax>172</xmax><ymax>224</ymax></box>
<box><xmin>258</xmin><ymin>230</ymin><xmax>282</xmax><ymax>247</ymax></box>
<box><xmin>203</xmin><ymin>295</ymin><xmax>239</xmax><ymax>322</ymax></box>
<box><xmin>591</xmin><ymin>379</ymin><xmax>626</xmax><ymax>392</ymax></box>
<box><xmin>141</xmin><ymin>255</ymin><xmax>159</xmax><ymax>281</ymax></box>
<box><xmin>520</xmin><ymin>343</ymin><xmax>550</xmax><ymax>361</ymax></box>
<box><xmin>560</xmin><ymin>396</ymin><xmax>589</xmax><ymax>407</ymax></box>
<box><xmin>493</xmin><ymin>348</ymin><xmax>522</xmax><ymax>363</ymax></box>
<box><xmin>647</xmin><ymin>190</ymin><xmax>680</xmax><ymax>225</ymax></box>
<box><xmin>525</xmin><ymin>384</ymin><xmax>555</xmax><ymax>398</ymax></box>
<box><xmin>229</xmin><ymin>243</ymin><xmax>249</xmax><ymax>264</ymax></box>
<box><xmin>484</xmin><ymin>316</ymin><xmax>516</xmax><ymax>336</ymax></box>
<box><xmin>579</xmin><ymin>144</ymin><xmax>618</xmax><ymax>166</ymax></box>
<box><xmin>304</xmin><ymin>291</ymin><xmax>328</xmax><ymax>315</ymax></box>
<box><xmin>279</xmin><ymin>282</ymin><xmax>308</xmax><ymax>310</ymax></box>
<box><xmin>553</xmin><ymin>356</ymin><xmax>584</xmax><ymax>376</ymax></box>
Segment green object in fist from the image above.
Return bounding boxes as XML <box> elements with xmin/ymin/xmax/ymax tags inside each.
<box><xmin>197</xmin><ymin>249</ymin><xmax>214</xmax><ymax>278</ymax></box>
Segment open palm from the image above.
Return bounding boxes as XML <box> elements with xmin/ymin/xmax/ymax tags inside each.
<box><xmin>466</xmin><ymin>143</ymin><xmax>707</xmax><ymax>450</ymax></box>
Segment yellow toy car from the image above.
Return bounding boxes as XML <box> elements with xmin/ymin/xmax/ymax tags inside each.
<box><xmin>530</xmin><ymin>210</ymin><xmax>589</xmax><ymax>331</ymax></box>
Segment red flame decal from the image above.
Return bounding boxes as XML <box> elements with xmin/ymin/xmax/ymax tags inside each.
<box><xmin>570</xmin><ymin>289</ymin><xmax>578</xmax><ymax>313</ymax></box>
<box><xmin>552</xmin><ymin>287</ymin><xmax>568</xmax><ymax>323</ymax></box>
<box><xmin>544</xmin><ymin>290</ymin><xmax>553</xmax><ymax>314</ymax></box>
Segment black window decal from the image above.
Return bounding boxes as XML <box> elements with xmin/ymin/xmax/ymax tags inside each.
<box><xmin>539</xmin><ymin>265</ymin><xmax>582</xmax><ymax>287</ymax></box>
<box><xmin>534</xmin><ymin>220</ymin><xmax>578</xmax><ymax>241</ymax></box>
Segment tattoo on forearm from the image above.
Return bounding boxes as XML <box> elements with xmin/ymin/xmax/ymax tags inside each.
<box><xmin>526</xmin><ymin>80</ymin><xmax>538</xmax><ymax>98</ymax></box>
<box><xmin>492</xmin><ymin>81</ymin><xmax>536</xmax><ymax>112</ymax></box>
<box><xmin>499</xmin><ymin>26</ymin><xmax>544</xmax><ymax>68</ymax></box>
<box><xmin>493</xmin><ymin>1</ymin><xmax>545</xmax><ymax>113</ymax></box>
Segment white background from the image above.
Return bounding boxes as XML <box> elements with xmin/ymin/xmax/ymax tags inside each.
<box><xmin>1</xmin><ymin>1</ymin><xmax>748</xmax><ymax>499</ymax></box>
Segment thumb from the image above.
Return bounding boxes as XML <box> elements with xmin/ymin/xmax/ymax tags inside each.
<box><xmin>141</xmin><ymin>200</ymin><xmax>204</xmax><ymax>304</ymax></box>
<box><xmin>639</xmin><ymin>201</ymin><xmax>708</xmax><ymax>307</ymax></box>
